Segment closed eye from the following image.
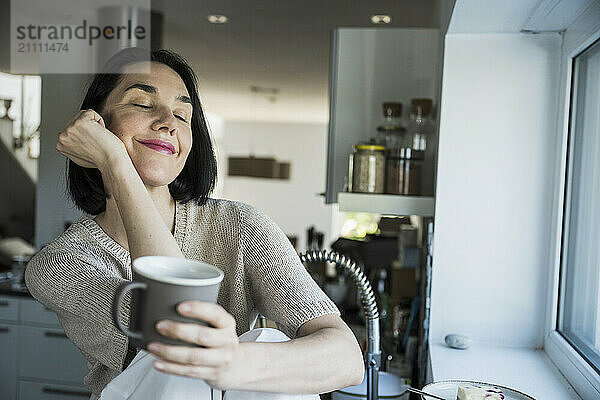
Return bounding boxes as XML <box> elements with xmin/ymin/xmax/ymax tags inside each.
<box><xmin>174</xmin><ymin>114</ymin><xmax>188</xmax><ymax>122</ymax></box>
<box><xmin>134</xmin><ymin>103</ymin><xmax>188</xmax><ymax>122</ymax></box>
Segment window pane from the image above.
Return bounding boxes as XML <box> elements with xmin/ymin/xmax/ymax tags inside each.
<box><xmin>559</xmin><ymin>38</ymin><xmax>600</xmax><ymax>372</ymax></box>
<box><xmin>0</xmin><ymin>72</ymin><xmax>41</xmax><ymax>145</ymax></box>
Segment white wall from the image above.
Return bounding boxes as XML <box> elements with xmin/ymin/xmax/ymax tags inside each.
<box><xmin>430</xmin><ymin>33</ymin><xmax>561</xmax><ymax>348</ymax></box>
<box><xmin>215</xmin><ymin>120</ymin><xmax>334</xmax><ymax>251</ymax></box>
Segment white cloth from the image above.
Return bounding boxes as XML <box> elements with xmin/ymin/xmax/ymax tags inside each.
<box><xmin>99</xmin><ymin>328</ymin><xmax>320</xmax><ymax>400</ymax></box>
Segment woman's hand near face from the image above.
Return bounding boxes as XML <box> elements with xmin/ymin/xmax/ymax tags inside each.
<box><xmin>56</xmin><ymin>109</ymin><xmax>128</xmax><ymax>173</ymax></box>
<box><xmin>148</xmin><ymin>302</ymin><xmax>245</xmax><ymax>390</ymax></box>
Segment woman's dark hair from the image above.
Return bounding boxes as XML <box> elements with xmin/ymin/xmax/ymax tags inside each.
<box><xmin>67</xmin><ymin>47</ymin><xmax>217</xmax><ymax>215</ymax></box>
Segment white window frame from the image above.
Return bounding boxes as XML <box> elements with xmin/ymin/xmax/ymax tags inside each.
<box><xmin>544</xmin><ymin>2</ymin><xmax>600</xmax><ymax>399</ymax></box>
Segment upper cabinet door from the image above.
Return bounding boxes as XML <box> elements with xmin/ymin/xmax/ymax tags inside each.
<box><xmin>326</xmin><ymin>28</ymin><xmax>441</xmax><ymax>203</ymax></box>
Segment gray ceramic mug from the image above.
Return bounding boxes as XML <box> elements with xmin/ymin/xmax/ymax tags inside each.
<box><xmin>112</xmin><ymin>256</ymin><xmax>224</xmax><ymax>349</ymax></box>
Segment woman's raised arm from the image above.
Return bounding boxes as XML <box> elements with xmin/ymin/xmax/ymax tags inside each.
<box><xmin>99</xmin><ymin>150</ymin><xmax>184</xmax><ymax>261</ymax></box>
<box><xmin>57</xmin><ymin>109</ymin><xmax>184</xmax><ymax>261</ymax></box>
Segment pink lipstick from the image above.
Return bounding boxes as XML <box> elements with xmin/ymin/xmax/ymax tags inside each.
<box><xmin>137</xmin><ymin>139</ymin><xmax>175</xmax><ymax>155</ymax></box>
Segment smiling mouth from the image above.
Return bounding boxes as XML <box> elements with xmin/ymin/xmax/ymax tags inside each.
<box><xmin>137</xmin><ymin>140</ymin><xmax>176</xmax><ymax>155</ymax></box>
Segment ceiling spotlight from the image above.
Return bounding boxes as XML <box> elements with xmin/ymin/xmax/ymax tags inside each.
<box><xmin>207</xmin><ymin>15</ymin><xmax>228</xmax><ymax>24</ymax></box>
<box><xmin>371</xmin><ymin>15</ymin><xmax>392</xmax><ymax>24</ymax></box>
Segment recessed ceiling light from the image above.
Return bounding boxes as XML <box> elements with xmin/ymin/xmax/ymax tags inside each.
<box><xmin>207</xmin><ymin>15</ymin><xmax>228</xmax><ymax>24</ymax></box>
<box><xmin>371</xmin><ymin>15</ymin><xmax>392</xmax><ymax>24</ymax></box>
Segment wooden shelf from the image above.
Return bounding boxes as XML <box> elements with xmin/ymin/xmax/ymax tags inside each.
<box><xmin>337</xmin><ymin>192</ymin><xmax>435</xmax><ymax>216</ymax></box>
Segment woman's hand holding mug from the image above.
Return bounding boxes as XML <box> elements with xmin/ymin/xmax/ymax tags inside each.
<box><xmin>148</xmin><ymin>301</ymin><xmax>246</xmax><ymax>390</ymax></box>
<box><xmin>112</xmin><ymin>257</ymin><xmax>232</xmax><ymax>388</ymax></box>
<box><xmin>56</xmin><ymin>109</ymin><xmax>128</xmax><ymax>172</ymax></box>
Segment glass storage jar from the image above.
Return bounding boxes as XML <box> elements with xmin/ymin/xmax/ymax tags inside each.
<box><xmin>376</xmin><ymin>102</ymin><xmax>406</xmax><ymax>150</ymax></box>
<box><xmin>406</xmin><ymin>98</ymin><xmax>434</xmax><ymax>151</ymax></box>
<box><xmin>385</xmin><ymin>147</ymin><xmax>423</xmax><ymax>195</ymax></box>
<box><xmin>350</xmin><ymin>144</ymin><xmax>386</xmax><ymax>193</ymax></box>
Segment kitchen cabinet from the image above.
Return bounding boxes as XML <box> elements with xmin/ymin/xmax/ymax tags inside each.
<box><xmin>0</xmin><ymin>323</ymin><xmax>18</xmax><ymax>400</ymax></box>
<box><xmin>0</xmin><ymin>296</ymin><xmax>19</xmax><ymax>322</ymax></box>
<box><xmin>0</xmin><ymin>295</ymin><xmax>90</xmax><ymax>400</ymax></box>
<box><xmin>325</xmin><ymin>28</ymin><xmax>441</xmax><ymax>205</ymax></box>
<box><xmin>337</xmin><ymin>192</ymin><xmax>434</xmax><ymax>216</ymax></box>
<box><xmin>19</xmin><ymin>325</ymin><xmax>88</xmax><ymax>383</ymax></box>
<box><xmin>19</xmin><ymin>381</ymin><xmax>91</xmax><ymax>400</ymax></box>
<box><xmin>20</xmin><ymin>299</ymin><xmax>60</xmax><ymax>326</ymax></box>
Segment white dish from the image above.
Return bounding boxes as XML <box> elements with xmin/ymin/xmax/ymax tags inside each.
<box><xmin>421</xmin><ymin>380</ymin><xmax>535</xmax><ymax>400</ymax></box>
<box><xmin>333</xmin><ymin>371</ymin><xmax>409</xmax><ymax>399</ymax></box>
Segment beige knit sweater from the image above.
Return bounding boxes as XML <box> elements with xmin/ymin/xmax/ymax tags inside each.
<box><xmin>25</xmin><ymin>198</ymin><xmax>339</xmax><ymax>399</ymax></box>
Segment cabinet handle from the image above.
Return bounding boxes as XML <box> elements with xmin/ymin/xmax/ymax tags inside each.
<box><xmin>42</xmin><ymin>387</ymin><xmax>91</xmax><ymax>397</ymax></box>
<box><xmin>0</xmin><ymin>300</ymin><xmax>9</xmax><ymax>306</ymax></box>
<box><xmin>44</xmin><ymin>331</ymin><xmax>68</xmax><ymax>338</ymax></box>
<box><xmin>0</xmin><ymin>327</ymin><xmax>9</xmax><ymax>333</ymax></box>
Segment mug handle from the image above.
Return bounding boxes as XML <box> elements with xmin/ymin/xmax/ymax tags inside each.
<box><xmin>112</xmin><ymin>281</ymin><xmax>147</xmax><ymax>340</ymax></box>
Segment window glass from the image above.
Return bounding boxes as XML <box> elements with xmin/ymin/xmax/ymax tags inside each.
<box><xmin>559</xmin><ymin>38</ymin><xmax>600</xmax><ymax>373</ymax></box>
<box><xmin>0</xmin><ymin>72</ymin><xmax>41</xmax><ymax>157</ymax></box>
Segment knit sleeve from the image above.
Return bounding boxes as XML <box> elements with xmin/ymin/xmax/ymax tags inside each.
<box><xmin>240</xmin><ymin>204</ymin><xmax>340</xmax><ymax>339</ymax></box>
<box><xmin>24</xmin><ymin>249</ymin><xmax>130</xmax><ymax>373</ymax></box>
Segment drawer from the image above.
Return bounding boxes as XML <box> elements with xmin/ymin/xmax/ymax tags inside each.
<box><xmin>0</xmin><ymin>323</ymin><xmax>18</xmax><ymax>400</ymax></box>
<box><xmin>18</xmin><ymin>380</ymin><xmax>91</xmax><ymax>400</ymax></box>
<box><xmin>0</xmin><ymin>296</ymin><xmax>19</xmax><ymax>322</ymax></box>
<box><xmin>19</xmin><ymin>325</ymin><xmax>88</xmax><ymax>384</ymax></box>
<box><xmin>20</xmin><ymin>299</ymin><xmax>60</xmax><ymax>327</ymax></box>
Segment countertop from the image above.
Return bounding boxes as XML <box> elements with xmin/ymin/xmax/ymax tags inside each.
<box><xmin>429</xmin><ymin>342</ymin><xmax>581</xmax><ymax>399</ymax></box>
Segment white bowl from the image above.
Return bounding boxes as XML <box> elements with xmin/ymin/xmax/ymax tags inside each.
<box><xmin>333</xmin><ymin>371</ymin><xmax>409</xmax><ymax>400</ymax></box>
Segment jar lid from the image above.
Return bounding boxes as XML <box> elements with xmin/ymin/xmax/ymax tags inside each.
<box><xmin>382</xmin><ymin>102</ymin><xmax>403</xmax><ymax>118</ymax></box>
<box><xmin>355</xmin><ymin>144</ymin><xmax>386</xmax><ymax>151</ymax></box>
<box><xmin>411</xmin><ymin>98</ymin><xmax>433</xmax><ymax>116</ymax></box>
<box><xmin>387</xmin><ymin>147</ymin><xmax>424</xmax><ymax>160</ymax></box>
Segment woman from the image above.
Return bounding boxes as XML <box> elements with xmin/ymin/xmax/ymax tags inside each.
<box><xmin>24</xmin><ymin>48</ymin><xmax>364</xmax><ymax>399</ymax></box>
